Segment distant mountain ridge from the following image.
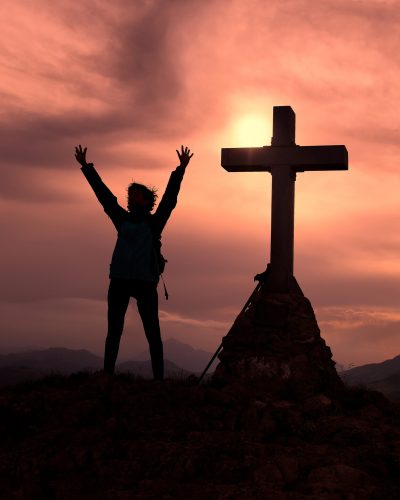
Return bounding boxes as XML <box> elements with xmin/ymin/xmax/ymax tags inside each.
<box><xmin>0</xmin><ymin>347</ymin><xmax>102</xmax><ymax>386</ymax></box>
<box><xmin>340</xmin><ymin>354</ymin><xmax>400</xmax><ymax>384</ymax></box>
<box><xmin>340</xmin><ymin>354</ymin><xmax>400</xmax><ymax>400</ymax></box>
<box><xmin>137</xmin><ymin>338</ymin><xmax>214</xmax><ymax>373</ymax></box>
<box><xmin>0</xmin><ymin>347</ymin><xmax>102</xmax><ymax>372</ymax></box>
<box><xmin>4</xmin><ymin>345</ymin><xmax>398</xmax><ymax>400</ymax></box>
<box><xmin>0</xmin><ymin>339</ymin><xmax>213</xmax><ymax>387</ymax></box>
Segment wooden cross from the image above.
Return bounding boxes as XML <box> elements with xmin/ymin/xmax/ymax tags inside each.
<box><xmin>221</xmin><ymin>106</ymin><xmax>348</xmax><ymax>293</ymax></box>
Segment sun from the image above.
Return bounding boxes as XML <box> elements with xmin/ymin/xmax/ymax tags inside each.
<box><xmin>231</xmin><ymin>114</ymin><xmax>271</xmax><ymax>147</ymax></box>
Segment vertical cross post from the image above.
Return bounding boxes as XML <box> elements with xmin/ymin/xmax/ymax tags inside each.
<box><xmin>269</xmin><ymin>107</ymin><xmax>296</xmax><ymax>292</ymax></box>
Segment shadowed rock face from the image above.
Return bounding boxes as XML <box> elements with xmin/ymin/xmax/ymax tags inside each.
<box><xmin>0</xmin><ymin>373</ymin><xmax>399</xmax><ymax>499</ymax></box>
<box><xmin>214</xmin><ymin>288</ymin><xmax>344</xmax><ymax>400</ymax></box>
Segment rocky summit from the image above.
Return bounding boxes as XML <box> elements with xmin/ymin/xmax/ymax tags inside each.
<box><xmin>213</xmin><ymin>289</ymin><xmax>345</xmax><ymax>400</ymax></box>
<box><xmin>0</xmin><ymin>372</ymin><xmax>399</xmax><ymax>499</ymax></box>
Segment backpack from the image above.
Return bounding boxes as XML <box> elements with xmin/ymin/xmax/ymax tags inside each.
<box><xmin>151</xmin><ymin>229</ymin><xmax>169</xmax><ymax>300</ymax></box>
<box><xmin>153</xmin><ymin>234</ymin><xmax>167</xmax><ymax>275</ymax></box>
<box><xmin>147</xmin><ymin>218</ymin><xmax>169</xmax><ymax>299</ymax></box>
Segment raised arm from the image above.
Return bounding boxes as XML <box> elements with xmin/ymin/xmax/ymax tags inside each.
<box><xmin>75</xmin><ymin>145</ymin><xmax>125</xmax><ymax>228</ymax></box>
<box><xmin>153</xmin><ymin>146</ymin><xmax>193</xmax><ymax>233</ymax></box>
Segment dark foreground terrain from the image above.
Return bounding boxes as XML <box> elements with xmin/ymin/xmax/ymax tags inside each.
<box><xmin>0</xmin><ymin>373</ymin><xmax>399</xmax><ymax>499</ymax></box>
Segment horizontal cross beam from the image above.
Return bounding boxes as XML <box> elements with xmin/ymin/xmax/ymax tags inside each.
<box><xmin>222</xmin><ymin>145</ymin><xmax>348</xmax><ymax>172</ymax></box>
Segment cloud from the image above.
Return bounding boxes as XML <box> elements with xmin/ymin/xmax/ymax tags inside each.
<box><xmin>105</xmin><ymin>3</ymin><xmax>181</xmax><ymax>107</ymax></box>
<box><xmin>316</xmin><ymin>305</ymin><xmax>400</xmax><ymax>367</ymax></box>
<box><xmin>159</xmin><ymin>310</ymin><xmax>229</xmax><ymax>333</ymax></box>
<box><xmin>0</xmin><ymin>297</ymin><xmax>108</xmax><ymax>354</ymax></box>
<box><xmin>0</xmin><ymin>167</ymin><xmax>78</xmax><ymax>203</ymax></box>
<box><xmin>3</xmin><ymin>0</ymin><xmax>399</xmax><ymax>173</ymax></box>
<box><xmin>1</xmin><ymin>0</ymin><xmax>400</xmax><ymax>366</ymax></box>
<box><xmin>0</xmin><ymin>1</ymin><xmax>206</xmax><ymax>173</ymax></box>
<box><xmin>0</xmin><ymin>111</ymin><xmax>125</xmax><ymax>169</ymax></box>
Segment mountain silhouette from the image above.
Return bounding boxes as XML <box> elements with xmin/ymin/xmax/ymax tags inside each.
<box><xmin>341</xmin><ymin>354</ymin><xmax>400</xmax><ymax>384</ymax></box>
<box><xmin>0</xmin><ymin>340</ymin><xmax>210</xmax><ymax>387</ymax></box>
<box><xmin>136</xmin><ymin>338</ymin><xmax>213</xmax><ymax>373</ymax></box>
<box><xmin>340</xmin><ymin>354</ymin><xmax>400</xmax><ymax>400</ymax></box>
<box><xmin>0</xmin><ymin>347</ymin><xmax>102</xmax><ymax>372</ymax></box>
<box><xmin>0</xmin><ymin>348</ymin><xmax>102</xmax><ymax>386</ymax></box>
<box><xmin>2</xmin><ymin>345</ymin><xmax>400</xmax><ymax>401</ymax></box>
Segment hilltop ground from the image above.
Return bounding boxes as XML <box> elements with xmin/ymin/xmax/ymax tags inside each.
<box><xmin>0</xmin><ymin>373</ymin><xmax>399</xmax><ymax>499</ymax></box>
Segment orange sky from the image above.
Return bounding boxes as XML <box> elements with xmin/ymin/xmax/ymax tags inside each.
<box><xmin>1</xmin><ymin>0</ymin><xmax>399</xmax><ymax>367</ymax></box>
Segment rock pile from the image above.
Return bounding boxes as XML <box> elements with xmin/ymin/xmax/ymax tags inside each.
<box><xmin>214</xmin><ymin>285</ymin><xmax>344</xmax><ymax>400</ymax></box>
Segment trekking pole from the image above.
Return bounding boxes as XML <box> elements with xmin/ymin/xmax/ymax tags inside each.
<box><xmin>197</xmin><ymin>281</ymin><xmax>263</xmax><ymax>383</ymax></box>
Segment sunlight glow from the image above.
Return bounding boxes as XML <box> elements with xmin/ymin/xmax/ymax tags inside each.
<box><xmin>230</xmin><ymin>114</ymin><xmax>271</xmax><ymax>147</ymax></box>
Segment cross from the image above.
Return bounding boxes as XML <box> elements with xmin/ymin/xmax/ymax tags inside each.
<box><xmin>221</xmin><ymin>106</ymin><xmax>348</xmax><ymax>293</ymax></box>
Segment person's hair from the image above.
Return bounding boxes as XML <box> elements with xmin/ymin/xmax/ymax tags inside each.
<box><xmin>127</xmin><ymin>182</ymin><xmax>158</xmax><ymax>211</ymax></box>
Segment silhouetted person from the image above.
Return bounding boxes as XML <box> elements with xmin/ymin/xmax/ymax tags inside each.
<box><xmin>75</xmin><ymin>145</ymin><xmax>193</xmax><ymax>379</ymax></box>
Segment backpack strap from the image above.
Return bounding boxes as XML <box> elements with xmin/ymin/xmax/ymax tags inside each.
<box><xmin>160</xmin><ymin>274</ymin><xmax>169</xmax><ymax>301</ymax></box>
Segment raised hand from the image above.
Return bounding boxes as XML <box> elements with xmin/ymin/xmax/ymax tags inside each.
<box><xmin>176</xmin><ymin>145</ymin><xmax>193</xmax><ymax>169</ymax></box>
<box><xmin>75</xmin><ymin>145</ymin><xmax>89</xmax><ymax>167</ymax></box>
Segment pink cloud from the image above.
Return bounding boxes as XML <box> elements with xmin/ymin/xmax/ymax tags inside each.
<box><xmin>316</xmin><ymin>305</ymin><xmax>400</xmax><ymax>367</ymax></box>
<box><xmin>0</xmin><ymin>0</ymin><xmax>399</xmax><ymax>366</ymax></box>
